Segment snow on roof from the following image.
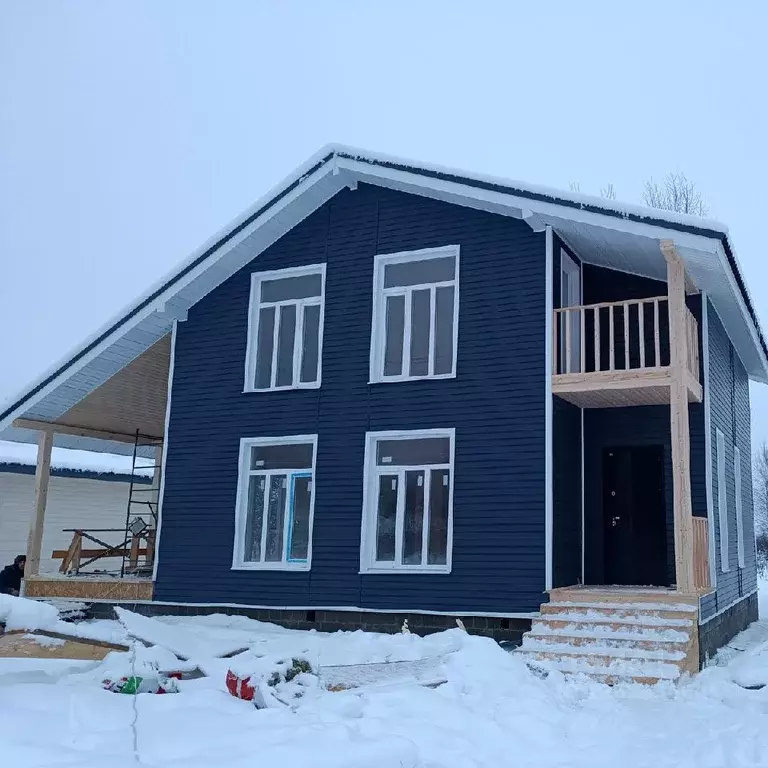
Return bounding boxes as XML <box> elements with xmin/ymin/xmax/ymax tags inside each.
<box><xmin>0</xmin><ymin>440</ymin><xmax>153</xmax><ymax>478</ymax></box>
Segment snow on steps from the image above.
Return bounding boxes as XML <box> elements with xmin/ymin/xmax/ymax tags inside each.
<box><xmin>516</xmin><ymin>590</ymin><xmax>700</xmax><ymax>684</ymax></box>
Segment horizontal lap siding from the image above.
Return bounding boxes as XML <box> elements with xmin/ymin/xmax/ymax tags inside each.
<box><xmin>706</xmin><ymin>301</ymin><xmax>757</xmax><ymax>619</ymax></box>
<box><xmin>156</xmin><ymin>184</ymin><xmax>547</xmax><ymax>614</ymax></box>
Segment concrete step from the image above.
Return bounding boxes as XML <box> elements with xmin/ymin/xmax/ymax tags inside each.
<box><xmin>524</xmin><ymin>631</ymin><xmax>688</xmax><ymax>653</ymax></box>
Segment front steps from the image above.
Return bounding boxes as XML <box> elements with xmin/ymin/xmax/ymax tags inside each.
<box><xmin>516</xmin><ymin>587</ymin><xmax>700</xmax><ymax>684</ymax></box>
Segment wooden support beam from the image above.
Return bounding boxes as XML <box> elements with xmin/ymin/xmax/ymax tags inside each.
<box><xmin>25</xmin><ymin>429</ymin><xmax>54</xmax><ymax>578</ymax></box>
<box><xmin>13</xmin><ymin>418</ymin><xmax>161</xmax><ymax>444</ymax></box>
<box><xmin>660</xmin><ymin>239</ymin><xmax>695</xmax><ymax>594</ymax></box>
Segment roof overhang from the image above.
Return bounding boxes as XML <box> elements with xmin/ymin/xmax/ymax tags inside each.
<box><xmin>2</xmin><ymin>144</ymin><xmax>766</xmax><ymax>450</ymax></box>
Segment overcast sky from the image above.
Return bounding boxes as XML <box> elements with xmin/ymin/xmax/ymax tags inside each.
<box><xmin>2</xmin><ymin>1</ymin><xmax>768</xmax><ymax>444</ymax></box>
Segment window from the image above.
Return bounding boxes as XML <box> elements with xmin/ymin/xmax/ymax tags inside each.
<box><xmin>360</xmin><ymin>429</ymin><xmax>454</xmax><ymax>573</ymax></box>
<box><xmin>734</xmin><ymin>445</ymin><xmax>745</xmax><ymax>569</ymax></box>
<box><xmin>370</xmin><ymin>246</ymin><xmax>459</xmax><ymax>383</ymax></box>
<box><xmin>716</xmin><ymin>429</ymin><xmax>729</xmax><ymax>572</ymax></box>
<box><xmin>245</xmin><ymin>264</ymin><xmax>325</xmax><ymax>391</ymax></box>
<box><xmin>233</xmin><ymin>436</ymin><xmax>317</xmax><ymax>569</ymax></box>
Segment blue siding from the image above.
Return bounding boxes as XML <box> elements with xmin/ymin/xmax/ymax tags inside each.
<box><xmin>702</xmin><ymin>299</ymin><xmax>757</xmax><ymax>620</ymax></box>
<box><xmin>156</xmin><ymin>184</ymin><xmax>547</xmax><ymax>614</ymax></box>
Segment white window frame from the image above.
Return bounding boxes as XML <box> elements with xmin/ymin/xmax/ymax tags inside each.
<box><xmin>244</xmin><ymin>263</ymin><xmax>326</xmax><ymax>392</ymax></box>
<box><xmin>716</xmin><ymin>428</ymin><xmax>729</xmax><ymax>572</ymax></box>
<box><xmin>369</xmin><ymin>245</ymin><xmax>460</xmax><ymax>384</ymax></box>
<box><xmin>734</xmin><ymin>444</ymin><xmax>745</xmax><ymax>569</ymax></box>
<box><xmin>359</xmin><ymin>428</ymin><xmax>455</xmax><ymax>574</ymax></box>
<box><xmin>232</xmin><ymin>434</ymin><xmax>318</xmax><ymax>571</ymax></box>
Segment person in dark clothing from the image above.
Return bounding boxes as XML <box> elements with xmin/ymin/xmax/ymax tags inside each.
<box><xmin>0</xmin><ymin>555</ymin><xmax>26</xmax><ymax>596</ymax></box>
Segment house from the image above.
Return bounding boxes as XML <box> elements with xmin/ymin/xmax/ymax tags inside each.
<box><xmin>0</xmin><ymin>440</ymin><xmax>151</xmax><ymax>575</ymax></box>
<box><xmin>0</xmin><ymin>146</ymin><xmax>763</xmax><ymax>676</ymax></box>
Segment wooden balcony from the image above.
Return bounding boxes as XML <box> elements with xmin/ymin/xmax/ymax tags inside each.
<box><xmin>553</xmin><ymin>296</ymin><xmax>702</xmax><ymax>408</ymax></box>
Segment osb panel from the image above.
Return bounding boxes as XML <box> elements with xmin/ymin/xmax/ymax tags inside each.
<box><xmin>0</xmin><ymin>633</ymin><xmax>113</xmax><ymax>661</ymax></box>
<box><xmin>24</xmin><ymin>577</ymin><xmax>154</xmax><ymax>601</ymax></box>
<box><xmin>553</xmin><ymin>385</ymin><xmax>672</xmax><ymax>408</ymax></box>
<box><xmin>55</xmin><ymin>334</ymin><xmax>171</xmax><ymax>439</ymax></box>
<box><xmin>548</xmin><ymin>585</ymin><xmax>699</xmax><ymax>606</ymax></box>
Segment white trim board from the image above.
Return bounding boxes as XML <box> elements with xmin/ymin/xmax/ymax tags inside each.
<box><xmin>151</xmin><ymin>319</ymin><xmax>177</xmax><ymax>582</ymax></box>
<box><xmin>544</xmin><ymin>226</ymin><xmax>553</xmax><ymax>591</ymax></box>
<box><xmin>701</xmin><ymin>295</ymin><xmax>718</xmax><ymax>589</ymax></box>
<box><xmin>716</xmin><ymin>428</ymin><xmax>730</xmax><ymax>573</ymax></box>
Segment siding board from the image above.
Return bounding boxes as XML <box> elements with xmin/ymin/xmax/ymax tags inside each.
<box><xmin>156</xmin><ymin>184</ymin><xmax>547</xmax><ymax>614</ymax></box>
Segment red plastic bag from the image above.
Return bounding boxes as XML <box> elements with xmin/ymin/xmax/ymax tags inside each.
<box><xmin>226</xmin><ymin>669</ymin><xmax>255</xmax><ymax>701</ymax></box>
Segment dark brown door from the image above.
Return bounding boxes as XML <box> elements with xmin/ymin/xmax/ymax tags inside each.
<box><xmin>603</xmin><ymin>446</ymin><xmax>667</xmax><ymax>586</ymax></box>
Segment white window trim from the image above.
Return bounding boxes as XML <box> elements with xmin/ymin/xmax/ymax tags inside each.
<box><xmin>734</xmin><ymin>444</ymin><xmax>745</xmax><ymax>569</ymax></box>
<box><xmin>244</xmin><ymin>263</ymin><xmax>326</xmax><ymax>393</ymax></box>
<box><xmin>369</xmin><ymin>245</ymin><xmax>460</xmax><ymax>384</ymax></box>
<box><xmin>359</xmin><ymin>427</ymin><xmax>455</xmax><ymax>574</ymax></box>
<box><xmin>232</xmin><ymin>434</ymin><xmax>318</xmax><ymax>571</ymax></box>
<box><xmin>716</xmin><ymin>428</ymin><xmax>729</xmax><ymax>573</ymax></box>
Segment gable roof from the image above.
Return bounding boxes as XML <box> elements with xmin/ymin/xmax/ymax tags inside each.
<box><xmin>2</xmin><ymin>143</ymin><xmax>766</xmax><ymax>442</ymax></box>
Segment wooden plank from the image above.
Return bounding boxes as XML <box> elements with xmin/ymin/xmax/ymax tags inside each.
<box><xmin>553</xmin><ymin>309</ymin><xmax>559</xmax><ymax>374</ymax></box>
<box><xmin>579</xmin><ymin>308</ymin><xmax>585</xmax><ymax>375</ymax></box>
<box><xmin>25</xmin><ymin>429</ymin><xmax>54</xmax><ymax>578</ymax></box>
<box><xmin>23</xmin><ymin>576</ymin><xmax>154</xmax><ymax>601</ymax></box>
<box><xmin>660</xmin><ymin>240</ymin><xmax>695</xmax><ymax>595</ymax></box>
<box><xmin>565</xmin><ymin>310</ymin><xmax>572</xmax><ymax>374</ymax></box>
<box><xmin>52</xmin><ymin>548</ymin><xmax>148</xmax><ymax>560</ymax></box>
<box><xmin>692</xmin><ymin>517</ymin><xmax>710</xmax><ymax>591</ymax></box>
<box><xmin>608</xmin><ymin>307</ymin><xmax>615</xmax><ymax>370</ymax></box>
<box><xmin>594</xmin><ymin>307</ymin><xmax>601</xmax><ymax>371</ymax></box>
<box><xmin>3</xmin><ymin>629</ymin><xmax>130</xmax><ymax>652</ymax></box>
<box><xmin>638</xmin><ymin>302</ymin><xmax>645</xmax><ymax>368</ymax></box>
<box><xmin>13</xmin><ymin>418</ymin><xmax>159</xmax><ymax>444</ymax></box>
<box><xmin>623</xmin><ymin>302</ymin><xmax>630</xmax><ymax>369</ymax></box>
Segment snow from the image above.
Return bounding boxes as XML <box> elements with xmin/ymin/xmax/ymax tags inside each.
<box><xmin>0</xmin><ymin>439</ymin><xmax>153</xmax><ymax>477</ymax></box>
<box><xmin>0</xmin><ymin>601</ymin><xmax>766</xmax><ymax>767</ymax></box>
<box><xmin>0</xmin><ymin>593</ymin><xmax>58</xmax><ymax>631</ymax></box>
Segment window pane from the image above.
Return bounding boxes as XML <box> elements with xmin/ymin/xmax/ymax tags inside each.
<box><xmin>383</xmin><ymin>294</ymin><xmax>405</xmax><ymax>376</ymax></box>
<box><xmin>375</xmin><ymin>474</ymin><xmax>398</xmax><ymax>561</ymax></box>
<box><xmin>300</xmin><ymin>304</ymin><xmax>321</xmax><ymax>383</ymax></box>
<box><xmin>265</xmin><ymin>475</ymin><xmax>287</xmax><ymax>561</ymax></box>
<box><xmin>244</xmin><ymin>475</ymin><xmax>265</xmax><ymax>561</ymax></box>
<box><xmin>275</xmin><ymin>304</ymin><xmax>297</xmax><ymax>387</ymax></box>
<box><xmin>402</xmin><ymin>470</ymin><xmax>425</xmax><ymax>565</ymax></box>
<box><xmin>428</xmin><ymin>470</ymin><xmax>449</xmax><ymax>565</ymax></box>
<box><xmin>384</xmin><ymin>256</ymin><xmax>455</xmax><ymax>288</ymax></box>
<box><xmin>254</xmin><ymin>306</ymin><xmax>275</xmax><ymax>389</ymax></box>
<box><xmin>409</xmin><ymin>289</ymin><xmax>431</xmax><ymax>377</ymax></box>
<box><xmin>289</xmin><ymin>475</ymin><xmax>312</xmax><ymax>561</ymax></box>
<box><xmin>261</xmin><ymin>273</ymin><xmax>322</xmax><ymax>303</ymax></box>
<box><xmin>377</xmin><ymin>437</ymin><xmax>450</xmax><ymax>466</ymax></box>
<box><xmin>434</xmin><ymin>286</ymin><xmax>455</xmax><ymax>375</ymax></box>
<box><xmin>251</xmin><ymin>443</ymin><xmax>313</xmax><ymax>470</ymax></box>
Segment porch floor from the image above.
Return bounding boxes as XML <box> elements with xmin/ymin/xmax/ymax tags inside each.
<box><xmin>23</xmin><ymin>575</ymin><xmax>154</xmax><ymax>602</ymax></box>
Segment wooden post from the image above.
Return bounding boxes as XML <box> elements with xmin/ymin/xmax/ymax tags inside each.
<box><xmin>25</xmin><ymin>429</ymin><xmax>54</xmax><ymax>578</ymax></box>
<box><xmin>661</xmin><ymin>240</ymin><xmax>695</xmax><ymax>594</ymax></box>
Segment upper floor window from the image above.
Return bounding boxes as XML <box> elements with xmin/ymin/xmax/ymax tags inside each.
<box><xmin>245</xmin><ymin>264</ymin><xmax>325</xmax><ymax>391</ymax></box>
<box><xmin>232</xmin><ymin>435</ymin><xmax>317</xmax><ymax>570</ymax></box>
<box><xmin>370</xmin><ymin>246</ymin><xmax>459</xmax><ymax>383</ymax></box>
<box><xmin>360</xmin><ymin>429</ymin><xmax>454</xmax><ymax>573</ymax></box>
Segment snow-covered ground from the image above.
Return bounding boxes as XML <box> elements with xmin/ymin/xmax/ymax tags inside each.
<box><xmin>3</xmin><ymin>588</ymin><xmax>768</xmax><ymax>767</ymax></box>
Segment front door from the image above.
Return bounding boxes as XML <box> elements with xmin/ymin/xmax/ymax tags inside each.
<box><xmin>602</xmin><ymin>446</ymin><xmax>667</xmax><ymax>586</ymax></box>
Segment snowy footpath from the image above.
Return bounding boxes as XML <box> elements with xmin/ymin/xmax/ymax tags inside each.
<box><xmin>2</xmin><ymin>590</ymin><xmax>768</xmax><ymax>767</ymax></box>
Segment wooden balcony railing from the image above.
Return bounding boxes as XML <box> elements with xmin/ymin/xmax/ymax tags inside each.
<box><xmin>692</xmin><ymin>517</ymin><xmax>711</xmax><ymax>591</ymax></box>
<box><xmin>553</xmin><ymin>295</ymin><xmax>700</xmax><ymax>383</ymax></box>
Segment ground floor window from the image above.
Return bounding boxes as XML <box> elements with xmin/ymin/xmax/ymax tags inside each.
<box><xmin>360</xmin><ymin>429</ymin><xmax>454</xmax><ymax>573</ymax></box>
<box><xmin>233</xmin><ymin>435</ymin><xmax>317</xmax><ymax>570</ymax></box>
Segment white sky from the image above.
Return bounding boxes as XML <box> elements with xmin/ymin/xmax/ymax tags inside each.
<box><xmin>2</xmin><ymin>1</ymin><xmax>768</xmax><ymax>445</ymax></box>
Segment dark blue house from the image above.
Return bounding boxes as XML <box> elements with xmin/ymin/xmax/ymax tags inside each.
<box><xmin>2</xmin><ymin>146</ymin><xmax>765</xmax><ymax>673</ymax></box>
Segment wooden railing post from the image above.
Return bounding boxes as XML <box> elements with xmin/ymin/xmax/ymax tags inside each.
<box><xmin>661</xmin><ymin>239</ymin><xmax>695</xmax><ymax>594</ymax></box>
<box><xmin>25</xmin><ymin>428</ymin><xmax>54</xmax><ymax>580</ymax></box>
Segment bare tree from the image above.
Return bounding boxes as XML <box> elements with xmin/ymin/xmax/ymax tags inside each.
<box><xmin>600</xmin><ymin>183</ymin><xmax>616</xmax><ymax>200</ymax></box>
<box><xmin>643</xmin><ymin>172</ymin><xmax>709</xmax><ymax>217</ymax></box>
<box><xmin>568</xmin><ymin>181</ymin><xmax>581</xmax><ymax>193</ymax></box>
<box><xmin>754</xmin><ymin>443</ymin><xmax>768</xmax><ymax>573</ymax></box>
